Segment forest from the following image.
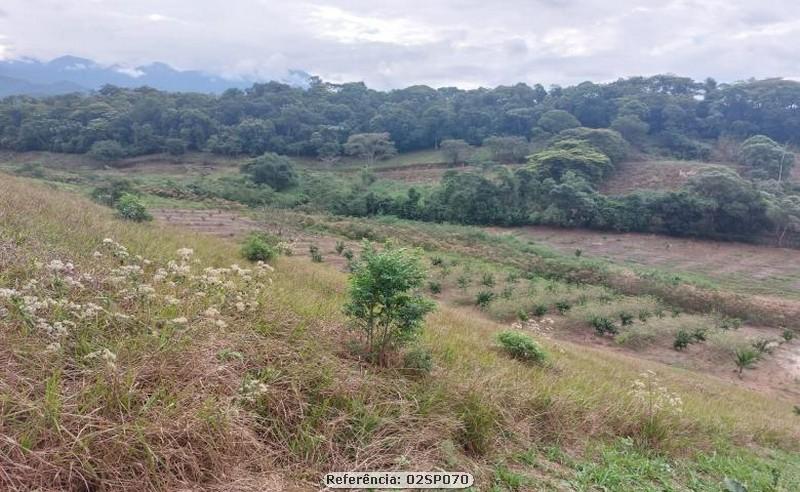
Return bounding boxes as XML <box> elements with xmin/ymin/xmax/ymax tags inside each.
<box><xmin>3</xmin><ymin>75</ymin><xmax>800</xmax><ymax>243</ymax></box>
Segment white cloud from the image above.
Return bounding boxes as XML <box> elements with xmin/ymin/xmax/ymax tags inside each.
<box><xmin>0</xmin><ymin>0</ymin><xmax>799</xmax><ymax>88</ymax></box>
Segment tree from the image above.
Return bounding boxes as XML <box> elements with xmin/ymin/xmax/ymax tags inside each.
<box><xmin>240</xmin><ymin>152</ymin><xmax>298</xmax><ymax>191</ymax></box>
<box><xmin>739</xmin><ymin>135</ymin><xmax>795</xmax><ymax>181</ymax></box>
<box><xmin>88</xmin><ymin>140</ymin><xmax>125</xmax><ymax>163</ymax></box>
<box><xmin>482</xmin><ymin>136</ymin><xmax>530</xmax><ymax>163</ymax></box>
<box><xmin>439</xmin><ymin>139</ymin><xmax>473</xmax><ymax>166</ymax></box>
<box><xmin>610</xmin><ymin>115</ymin><xmax>650</xmax><ymax>146</ymax></box>
<box><xmin>344</xmin><ymin>132</ymin><xmax>397</xmax><ymax>166</ymax></box>
<box><xmin>766</xmin><ymin>194</ymin><xmax>800</xmax><ymax>246</ymax></box>
<box><xmin>343</xmin><ymin>243</ymin><xmax>435</xmax><ymax>365</ymax></box>
<box><xmin>552</xmin><ymin>127</ymin><xmax>629</xmax><ymax>164</ymax></box>
<box><xmin>536</xmin><ymin>110</ymin><xmax>580</xmax><ymax>134</ymax></box>
<box><xmin>528</xmin><ymin>140</ymin><xmax>613</xmax><ymax>183</ymax></box>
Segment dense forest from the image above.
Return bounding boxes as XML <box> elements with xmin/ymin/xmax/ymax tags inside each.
<box><xmin>4</xmin><ymin>75</ymin><xmax>800</xmax><ymax>244</ymax></box>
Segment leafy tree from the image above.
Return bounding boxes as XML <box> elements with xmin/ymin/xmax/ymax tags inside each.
<box><xmin>686</xmin><ymin>168</ymin><xmax>769</xmax><ymax>236</ymax></box>
<box><xmin>765</xmin><ymin>194</ymin><xmax>800</xmax><ymax>246</ymax></box>
<box><xmin>115</xmin><ymin>193</ymin><xmax>152</xmax><ymax>222</ymax></box>
<box><xmin>88</xmin><ymin>140</ymin><xmax>125</xmax><ymax>163</ymax></box>
<box><xmin>739</xmin><ymin>134</ymin><xmax>795</xmax><ymax>181</ymax></box>
<box><xmin>482</xmin><ymin>136</ymin><xmax>530</xmax><ymax>163</ymax></box>
<box><xmin>164</xmin><ymin>138</ymin><xmax>186</xmax><ymax>156</ymax></box>
<box><xmin>240</xmin><ymin>152</ymin><xmax>298</xmax><ymax>191</ymax></box>
<box><xmin>528</xmin><ymin>141</ymin><xmax>613</xmax><ymax>183</ymax></box>
<box><xmin>440</xmin><ymin>139</ymin><xmax>473</xmax><ymax>166</ymax></box>
<box><xmin>536</xmin><ymin>110</ymin><xmax>580</xmax><ymax>134</ymax></box>
<box><xmin>344</xmin><ymin>132</ymin><xmax>397</xmax><ymax>165</ymax></box>
<box><xmin>611</xmin><ymin>115</ymin><xmax>649</xmax><ymax>146</ymax></box>
<box><xmin>91</xmin><ymin>179</ymin><xmax>135</xmax><ymax>206</ymax></box>
<box><xmin>343</xmin><ymin>243</ymin><xmax>435</xmax><ymax>365</ymax></box>
<box><xmin>552</xmin><ymin>127</ymin><xmax>629</xmax><ymax>164</ymax></box>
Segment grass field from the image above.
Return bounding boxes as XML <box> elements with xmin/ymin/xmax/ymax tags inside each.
<box><xmin>2</xmin><ymin>173</ymin><xmax>800</xmax><ymax>490</ymax></box>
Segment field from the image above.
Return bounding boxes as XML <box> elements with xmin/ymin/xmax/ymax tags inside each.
<box><xmin>3</xmin><ymin>150</ymin><xmax>800</xmax><ymax>490</ymax></box>
<box><xmin>598</xmin><ymin>159</ymin><xmax>731</xmax><ymax>195</ymax></box>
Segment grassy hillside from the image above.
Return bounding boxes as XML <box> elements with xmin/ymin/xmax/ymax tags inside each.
<box><xmin>2</xmin><ymin>173</ymin><xmax>800</xmax><ymax>490</ymax></box>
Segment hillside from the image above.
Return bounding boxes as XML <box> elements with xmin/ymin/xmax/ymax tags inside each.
<box><xmin>2</xmin><ymin>173</ymin><xmax>800</xmax><ymax>490</ymax></box>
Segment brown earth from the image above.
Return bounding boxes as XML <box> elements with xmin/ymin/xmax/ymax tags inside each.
<box><xmin>599</xmin><ymin>160</ymin><xmax>733</xmax><ymax>195</ymax></box>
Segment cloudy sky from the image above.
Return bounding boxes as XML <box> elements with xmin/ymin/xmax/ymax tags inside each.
<box><xmin>1</xmin><ymin>0</ymin><xmax>799</xmax><ymax>89</ymax></box>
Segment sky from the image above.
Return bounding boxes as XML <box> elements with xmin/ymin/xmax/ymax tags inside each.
<box><xmin>1</xmin><ymin>0</ymin><xmax>799</xmax><ymax>89</ymax></box>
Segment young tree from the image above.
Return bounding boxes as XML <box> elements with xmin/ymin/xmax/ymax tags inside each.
<box><xmin>482</xmin><ymin>136</ymin><xmax>530</xmax><ymax>163</ymax></box>
<box><xmin>343</xmin><ymin>243</ymin><xmax>435</xmax><ymax>365</ymax></box>
<box><xmin>240</xmin><ymin>152</ymin><xmax>298</xmax><ymax>191</ymax></box>
<box><xmin>440</xmin><ymin>139</ymin><xmax>473</xmax><ymax>166</ymax></box>
<box><xmin>88</xmin><ymin>140</ymin><xmax>125</xmax><ymax>163</ymax></box>
<box><xmin>739</xmin><ymin>135</ymin><xmax>795</xmax><ymax>181</ymax></box>
<box><xmin>528</xmin><ymin>140</ymin><xmax>613</xmax><ymax>183</ymax></box>
<box><xmin>344</xmin><ymin>132</ymin><xmax>397</xmax><ymax>166</ymax></box>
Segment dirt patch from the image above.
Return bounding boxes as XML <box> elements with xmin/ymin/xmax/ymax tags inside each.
<box><xmin>599</xmin><ymin>160</ymin><xmax>733</xmax><ymax>195</ymax></box>
<box><xmin>491</xmin><ymin>225</ymin><xmax>800</xmax><ymax>298</ymax></box>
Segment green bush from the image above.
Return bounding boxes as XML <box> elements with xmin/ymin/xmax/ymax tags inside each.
<box><xmin>428</xmin><ymin>281</ymin><xmax>442</xmax><ymax>294</ymax></box>
<box><xmin>115</xmin><ymin>193</ymin><xmax>152</xmax><ymax>222</ymax></box>
<box><xmin>481</xmin><ymin>273</ymin><xmax>495</xmax><ymax>287</ymax></box>
<box><xmin>496</xmin><ymin>330</ymin><xmax>548</xmax><ymax>363</ymax></box>
<box><xmin>782</xmin><ymin>329</ymin><xmax>795</xmax><ymax>342</ymax></box>
<box><xmin>335</xmin><ymin>240</ymin><xmax>346</xmax><ymax>255</ymax></box>
<box><xmin>91</xmin><ymin>179</ymin><xmax>135</xmax><ymax>206</ymax></box>
<box><xmin>476</xmin><ymin>290</ymin><xmax>495</xmax><ymax>309</ymax></box>
<box><xmin>734</xmin><ymin>348</ymin><xmax>759</xmax><ymax>378</ymax></box>
<box><xmin>673</xmin><ymin>330</ymin><xmax>692</xmax><ymax>351</ymax></box>
<box><xmin>619</xmin><ymin>311</ymin><xmax>634</xmax><ymax>326</ymax></box>
<box><xmin>309</xmin><ymin>244</ymin><xmax>323</xmax><ymax>263</ymax></box>
<box><xmin>533</xmin><ymin>304</ymin><xmax>548</xmax><ymax>316</ymax></box>
<box><xmin>241</xmin><ymin>234</ymin><xmax>277</xmax><ymax>262</ymax></box>
<box><xmin>402</xmin><ymin>347</ymin><xmax>433</xmax><ymax>374</ymax></box>
<box><xmin>555</xmin><ymin>300</ymin><xmax>571</xmax><ymax>314</ymax></box>
<box><xmin>591</xmin><ymin>316</ymin><xmax>618</xmax><ymax>336</ymax></box>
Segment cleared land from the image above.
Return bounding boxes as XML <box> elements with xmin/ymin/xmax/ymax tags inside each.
<box><xmin>599</xmin><ymin>159</ymin><xmax>731</xmax><ymax>195</ymax></box>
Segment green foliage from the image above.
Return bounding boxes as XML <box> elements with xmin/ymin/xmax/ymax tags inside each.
<box><xmin>740</xmin><ymin>134</ymin><xmax>795</xmax><ymax>180</ymax></box>
<box><xmin>428</xmin><ymin>281</ymin><xmax>442</xmax><ymax>294</ymax></box>
<box><xmin>553</xmin><ymin>127</ymin><xmax>629</xmax><ymax>164</ymax></box>
<box><xmin>673</xmin><ymin>330</ymin><xmax>692</xmax><ymax>351</ymax></box>
<box><xmin>241</xmin><ymin>234</ymin><xmax>277</xmax><ymax>262</ymax></box>
<box><xmin>782</xmin><ymin>329</ymin><xmax>795</xmax><ymax>342</ymax></box>
<box><xmin>334</xmin><ymin>240</ymin><xmax>346</xmax><ymax>255</ymax></box>
<box><xmin>496</xmin><ymin>330</ymin><xmax>548</xmax><ymax>363</ymax></box>
<box><xmin>481</xmin><ymin>272</ymin><xmax>495</xmax><ymax>287</ymax></box>
<box><xmin>343</xmin><ymin>244</ymin><xmax>435</xmax><ymax>365</ymax></box>
<box><xmin>91</xmin><ymin>179</ymin><xmax>135</xmax><ymax>206</ymax></box>
<box><xmin>476</xmin><ymin>290</ymin><xmax>495</xmax><ymax>309</ymax></box>
<box><xmin>528</xmin><ymin>141</ymin><xmax>613</xmax><ymax>183</ymax></box>
<box><xmin>591</xmin><ymin>316</ymin><xmax>619</xmax><ymax>336</ymax></box>
<box><xmin>88</xmin><ymin>139</ymin><xmax>125</xmax><ymax>163</ymax></box>
<box><xmin>618</xmin><ymin>311</ymin><xmax>634</xmax><ymax>326</ymax></box>
<box><xmin>440</xmin><ymin>139</ymin><xmax>473</xmax><ymax>166</ymax></box>
<box><xmin>482</xmin><ymin>136</ymin><xmax>530</xmax><ymax>163</ymax></box>
<box><xmin>536</xmin><ymin>109</ymin><xmax>580</xmax><ymax>134</ymax></box>
<box><xmin>114</xmin><ymin>193</ymin><xmax>152</xmax><ymax>222</ymax></box>
<box><xmin>241</xmin><ymin>152</ymin><xmax>298</xmax><ymax>191</ymax></box>
<box><xmin>734</xmin><ymin>348</ymin><xmax>759</xmax><ymax>377</ymax></box>
<box><xmin>717</xmin><ymin>316</ymin><xmax>743</xmax><ymax>331</ymax></box>
<box><xmin>344</xmin><ymin>132</ymin><xmax>397</xmax><ymax>164</ymax></box>
<box><xmin>309</xmin><ymin>244</ymin><xmax>323</xmax><ymax>263</ymax></box>
<box><xmin>456</xmin><ymin>393</ymin><xmax>495</xmax><ymax>455</ymax></box>
<box><xmin>402</xmin><ymin>347</ymin><xmax>433</xmax><ymax>374</ymax></box>
<box><xmin>555</xmin><ymin>300</ymin><xmax>572</xmax><ymax>314</ymax></box>
<box><xmin>533</xmin><ymin>304</ymin><xmax>548</xmax><ymax>316</ymax></box>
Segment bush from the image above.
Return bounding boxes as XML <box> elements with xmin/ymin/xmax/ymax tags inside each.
<box><xmin>428</xmin><ymin>281</ymin><xmax>442</xmax><ymax>294</ymax></box>
<box><xmin>673</xmin><ymin>330</ymin><xmax>692</xmax><ymax>351</ymax></box>
<box><xmin>430</xmin><ymin>256</ymin><xmax>445</xmax><ymax>267</ymax></box>
<box><xmin>241</xmin><ymin>234</ymin><xmax>277</xmax><ymax>262</ymax></box>
<box><xmin>555</xmin><ymin>301</ymin><xmax>571</xmax><ymax>314</ymax></box>
<box><xmin>734</xmin><ymin>348</ymin><xmax>759</xmax><ymax>378</ymax></box>
<box><xmin>783</xmin><ymin>329</ymin><xmax>795</xmax><ymax>342</ymax></box>
<box><xmin>241</xmin><ymin>152</ymin><xmax>298</xmax><ymax>191</ymax></box>
<box><xmin>88</xmin><ymin>140</ymin><xmax>125</xmax><ymax>163</ymax></box>
<box><xmin>164</xmin><ymin>138</ymin><xmax>186</xmax><ymax>156</ymax></box>
<box><xmin>533</xmin><ymin>304</ymin><xmax>548</xmax><ymax>316</ymax></box>
<box><xmin>718</xmin><ymin>316</ymin><xmax>742</xmax><ymax>331</ymax></box>
<box><xmin>91</xmin><ymin>179</ymin><xmax>135</xmax><ymax>206</ymax></box>
<box><xmin>496</xmin><ymin>331</ymin><xmax>548</xmax><ymax>363</ymax></box>
<box><xmin>309</xmin><ymin>244</ymin><xmax>323</xmax><ymax>263</ymax></box>
<box><xmin>591</xmin><ymin>316</ymin><xmax>618</xmax><ymax>336</ymax></box>
<box><xmin>619</xmin><ymin>311</ymin><xmax>634</xmax><ymax>326</ymax></box>
<box><xmin>402</xmin><ymin>347</ymin><xmax>433</xmax><ymax>374</ymax></box>
<box><xmin>115</xmin><ymin>193</ymin><xmax>152</xmax><ymax>222</ymax></box>
<box><xmin>476</xmin><ymin>290</ymin><xmax>495</xmax><ymax>309</ymax></box>
<box><xmin>343</xmin><ymin>244</ymin><xmax>435</xmax><ymax>365</ymax></box>
<box><xmin>481</xmin><ymin>273</ymin><xmax>495</xmax><ymax>287</ymax></box>
<box><xmin>335</xmin><ymin>240</ymin><xmax>346</xmax><ymax>255</ymax></box>
<box><xmin>456</xmin><ymin>274</ymin><xmax>471</xmax><ymax>292</ymax></box>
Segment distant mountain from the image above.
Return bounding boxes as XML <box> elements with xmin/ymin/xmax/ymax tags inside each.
<box><xmin>0</xmin><ymin>55</ymin><xmax>312</xmax><ymax>96</ymax></box>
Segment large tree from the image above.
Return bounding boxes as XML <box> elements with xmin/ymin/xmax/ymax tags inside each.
<box><xmin>344</xmin><ymin>132</ymin><xmax>397</xmax><ymax>166</ymax></box>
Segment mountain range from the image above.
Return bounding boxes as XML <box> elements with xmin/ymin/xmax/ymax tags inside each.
<box><xmin>0</xmin><ymin>55</ymin><xmax>311</xmax><ymax>97</ymax></box>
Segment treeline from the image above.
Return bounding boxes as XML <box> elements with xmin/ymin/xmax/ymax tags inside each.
<box><xmin>227</xmin><ymin>129</ymin><xmax>799</xmax><ymax>245</ymax></box>
<box><xmin>2</xmin><ymin>75</ymin><xmax>800</xmax><ymax>160</ymax></box>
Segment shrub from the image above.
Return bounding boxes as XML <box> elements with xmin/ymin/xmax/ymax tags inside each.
<box><xmin>751</xmin><ymin>338</ymin><xmax>775</xmax><ymax>355</ymax></box>
<box><xmin>91</xmin><ymin>179</ymin><xmax>135</xmax><ymax>206</ymax></box>
<box><xmin>335</xmin><ymin>240</ymin><xmax>346</xmax><ymax>255</ymax></box>
<box><xmin>496</xmin><ymin>331</ymin><xmax>548</xmax><ymax>363</ymax></box>
<box><xmin>164</xmin><ymin>138</ymin><xmax>186</xmax><ymax>156</ymax></box>
<box><xmin>691</xmin><ymin>328</ymin><xmax>707</xmax><ymax>342</ymax></box>
<box><xmin>619</xmin><ymin>311</ymin><xmax>634</xmax><ymax>326</ymax></box>
<box><xmin>309</xmin><ymin>244</ymin><xmax>323</xmax><ymax>263</ymax></box>
<box><xmin>591</xmin><ymin>316</ymin><xmax>618</xmax><ymax>336</ymax></box>
<box><xmin>734</xmin><ymin>348</ymin><xmax>759</xmax><ymax>378</ymax></box>
<box><xmin>501</xmin><ymin>286</ymin><xmax>514</xmax><ymax>299</ymax></box>
<box><xmin>475</xmin><ymin>291</ymin><xmax>495</xmax><ymax>309</ymax></box>
<box><xmin>718</xmin><ymin>316</ymin><xmax>742</xmax><ymax>331</ymax></box>
<box><xmin>343</xmin><ymin>244</ymin><xmax>435</xmax><ymax>365</ymax></box>
<box><xmin>402</xmin><ymin>347</ymin><xmax>434</xmax><ymax>374</ymax></box>
<box><xmin>782</xmin><ymin>329</ymin><xmax>794</xmax><ymax>342</ymax></box>
<box><xmin>88</xmin><ymin>139</ymin><xmax>125</xmax><ymax>163</ymax></box>
<box><xmin>638</xmin><ymin>310</ymin><xmax>651</xmax><ymax>323</ymax></box>
<box><xmin>342</xmin><ymin>249</ymin><xmax>354</xmax><ymax>261</ymax></box>
<box><xmin>673</xmin><ymin>330</ymin><xmax>692</xmax><ymax>351</ymax></box>
<box><xmin>115</xmin><ymin>193</ymin><xmax>152</xmax><ymax>222</ymax></box>
<box><xmin>456</xmin><ymin>274</ymin><xmax>471</xmax><ymax>292</ymax></box>
<box><xmin>430</xmin><ymin>256</ymin><xmax>444</xmax><ymax>267</ymax></box>
<box><xmin>481</xmin><ymin>273</ymin><xmax>495</xmax><ymax>287</ymax></box>
<box><xmin>241</xmin><ymin>234</ymin><xmax>277</xmax><ymax>262</ymax></box>
<box><xmin>555</xmin><ymin>300</ymin><xmax>571</xmax><ymax>314</ymax></box>
<box><xmin>574</xmin><ymin>248</ymin><xmax>582</xmax><ymax>257</ymax></box>
<box><xmin>428</xmin><ymin>281</ymin><xmax>442</xmax><ymax>294</ymax></box>
<box><xmin>533</xmin><ymin>304</ymin><xmax>548</xmax><ymax>316</ymax></box>
<box><xmin>517</xmin><ymin>310</ymin><xmax>529</xmax><ymax>321</ymax></box>
<box><xmin>241</xmin><ymin>152</ymin><xmax>298</xmax><ymax>191</ymax></box>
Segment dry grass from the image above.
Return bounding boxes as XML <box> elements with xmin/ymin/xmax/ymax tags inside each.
<box><xmin>1</xmin><ymin>174</ymin><xmax>799</xmax><ymax>490</ymax></box>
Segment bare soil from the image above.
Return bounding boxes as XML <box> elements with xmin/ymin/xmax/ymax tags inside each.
<box><xmin>599</xmin><ymin>160</ymin><xmax>732</xmax><ymax>195</ymax></box>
